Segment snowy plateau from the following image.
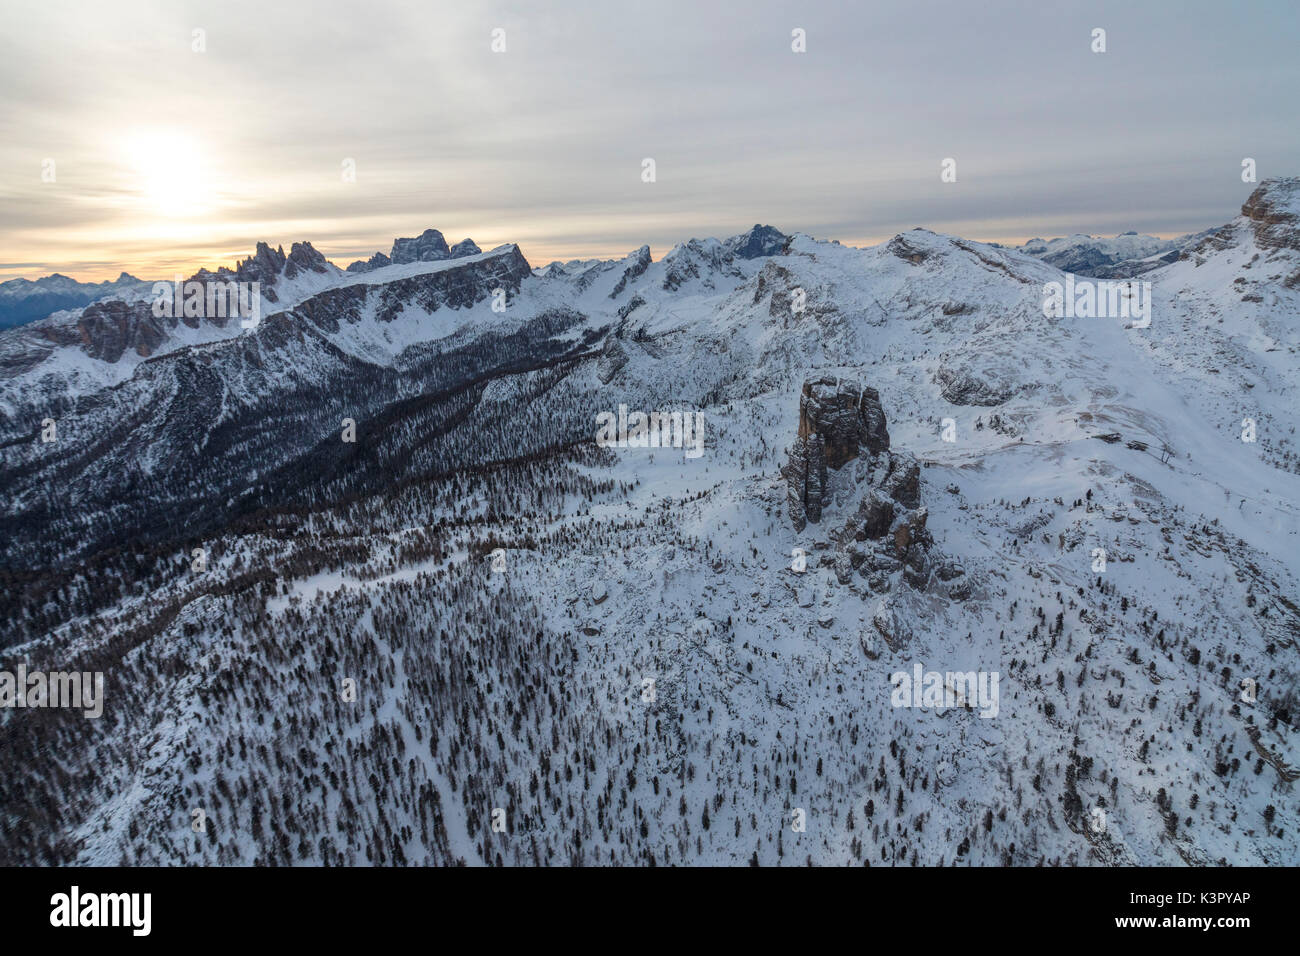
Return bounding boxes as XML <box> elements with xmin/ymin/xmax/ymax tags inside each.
<box><xmin>1</xmin><ymin>186</ymin><xmax>1298</xmax><ymax>867</ymax></box>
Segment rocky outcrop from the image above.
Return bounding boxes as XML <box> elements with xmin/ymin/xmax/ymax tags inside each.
<box><xmin>66</xmin><ymin>240</ymin><xmax>335</xmax><ymax>362</ymax></box>
<box><xmin>346</xmin><ymin>229</ymin><xmax>482</xmax><ymax>273</ymax></box>
<box><xmin>887</xmin><ymin>233</ymin><xmax>932</xmax><ymax>265</ymax></box>
<box><xmin>752</xmin><ymin>262</ymin><xmax>799</xmax><ymax>316</ymax></box>
<box><xmin>783</xmin><ymin>377</ymin><xmax>891</xmax><ymax>531</ymax></box>
<box><xmin>784</xmin><ymin>432</ymin><xmax>827</xmax><ymax>530</ymax></box>
<box><xmin>209</xmin><ymin>240</ymin><xmax>326</xmax><ymax>301</ymax></box>
<box><xmin>780</xmin><ymin>377</ymin><xmax>948</xmax><ymax>600</ymax></box>
<box><xmin>934</xmin><ymin>361</ymin><xmax>1017</xmax><ymax>407</ymax></box>
<box><xmin>596</xmin><ymin>338</ymin><xmax>629</xmax><ymax>384</ymax></box>
<box><xmin>893</xmin><ymin>506</ymin><xmax>933</xmax><ymax>590</ymax></box>
<box><xmin>1241</xmin><ymin>178</ymin><xmax>1300</xmax><ymax>253</ymax></box>
<box><xmin>657</xmin><ymin>226</ymin><xmax>790</xmax><ymax>293</ymax></box>
<box><xmin>76</xmin><ymin>300</ymin><xmax>167</xmax><ymax>362</ymax></box>
<box><xmin>849</xmin><ymin>489</ymin><xmax>895</xmax><ymax>541</ymax></box>
<box><xmin>391</xmin><ymin>228</ymin><xmax>453</xmax><ymax>264</ymax></box>
<box><xmin>662</xmin><ymin>239</ymin><xmax>741</xmax><ymax>292</ymax></box>
<box><xmin>726</xmin><ymin>224</ymin><xmax>789</xmax><ymax>259</ymax></box>
<box><xmin>616</xmin><ymin>294</ymin><xmax>646</xmax><ymax>321</ymax></box>
<box><xmin>229</xmin><ymin>241</ymin><xmax>292</xmax><ymax>291</ymax></box>
<box><xmin>610</xmin><ymin>246</ymin><xmax>651</xmax><ymax>298</ymax></box>
<box><xmin>936</xmin><ymin>559</ymin><xmax>970</xmax><ymax>600</ymax></box>
<box><xmin>187</xmin><ymin>240</ymin><xmax>330</xmax><ymax>306</ymax></box>
<box><xmin>346</xmin><ymin>252</ymin><xmax>392</xmax><ymax>273</ymax></box>
<box><xmin>874</xmin><ymin>452</ymin><xmax>920</xmax><ymax>509</ymax></box>
<box><xmin>831</xmin><ymin>450</ymin><xmax>930</xmax><ymax>590</ymax></box>
<box><xmin>799</xmin><ymin>377</ymin><xmax>889</xmax><ymax>467</ymax></box>
<box><xmin>283</xmin><ymin>241</ymin><xmax>331</xmax><ymax>280</ymax></box>
<box><xmin>871</xmin><ymin>599</ymin><xmax>910</xmax><ymax>652</ymax></box>
<box><xmin>301</xmin><ymin>245</ymin><xmax>532</xmax><ymax>327</ymax></box>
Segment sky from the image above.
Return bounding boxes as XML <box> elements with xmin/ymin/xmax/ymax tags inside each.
<box><xmin>2</xmin><ymin>0</ymin><xmax>1298</xmax><ymax>281</ymax></box>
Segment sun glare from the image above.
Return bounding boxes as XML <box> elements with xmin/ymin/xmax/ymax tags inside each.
<box><xmin>121</xmin><ymin>129</ymin><xmax>213</xmax><ymax>218</ymax></box>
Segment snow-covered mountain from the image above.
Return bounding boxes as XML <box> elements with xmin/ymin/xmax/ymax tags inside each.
<box><xmin>1011</xmin><ymin>232</ymin><xmax>1188</xmax><ymax>278</ymax></box>
<box><xmin>0</xmin><ymin>272</ymin><xmax>153</xmax><ymax>331</ymax></box>
<box><xmin>1</xmin><ymin>182</ymin><xmax>1296</xmax><ymax>867</ymax></box>
<box><xmin>344</xmin><ymin>228</ymin><xmax>483</xmax><ymax>274</ymax></box>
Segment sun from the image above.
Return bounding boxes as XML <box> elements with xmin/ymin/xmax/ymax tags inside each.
<box><xmin>121</xmin><ymin>128</ymin><xmax>213</xmax><ymax>218</ymax></box>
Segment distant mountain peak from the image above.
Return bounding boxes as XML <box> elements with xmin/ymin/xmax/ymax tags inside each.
<box><xmin>345</xmin><ymin>228</ymin><xmax>481</xmax><ymax>273</ymax></box>
<box><xmin>1015</xmin><ymin>231</ymin><xmax>1181</xmax><ymax>278</ymax></box>
<box><xmin>0</xmin><ymin>271</ymin><xmax>154</xmax><ymax>331</ymax></box>
<box><xmin>727</xmin><ymin>224</ymin><xmax>790</xmax><ymax>259</ymax></box>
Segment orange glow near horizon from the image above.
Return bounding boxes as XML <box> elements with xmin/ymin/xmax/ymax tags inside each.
<box><xmin>0</xmin><ymin>228</ymin><xmax>1196</xmax><ymax>284</ymax></box>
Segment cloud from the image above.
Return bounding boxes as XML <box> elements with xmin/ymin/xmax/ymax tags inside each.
<box><xmin>2</xmin><ymin>0</ymin><xmax>1298</xmax><ymax>279</ymax></box>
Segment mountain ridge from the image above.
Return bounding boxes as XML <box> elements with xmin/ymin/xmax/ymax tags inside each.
<box><xmin>1</xmin><ymin>179</ymin><xmax>1296</xmax><ymax>867</ymax></box>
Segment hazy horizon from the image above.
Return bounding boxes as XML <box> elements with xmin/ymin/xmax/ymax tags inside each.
<box><xmin>4</xmin><ymin>0</ymin><xmax>1298</xmax><ymax>282</ymax></box>
<box><xmin>0</xmin><ymin>225</ymin><xmax>1208</xmax><ymax>285</ymax></box>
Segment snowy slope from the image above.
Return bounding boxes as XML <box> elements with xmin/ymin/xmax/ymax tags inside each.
<box><xmin>1</xmin><ymin>185</ymin><xmax>1297</xmax><ymax>867</ymax></box>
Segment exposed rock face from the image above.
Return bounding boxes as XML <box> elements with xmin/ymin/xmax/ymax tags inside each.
<box><xmin>798</xmin><ymin>377</ymin><xmax>889</xmax><ymax>468</ymax></box>
<box><xmin>833</xmin><ymin>454</ymin><xmax>930</xmax><ymax>591</ymax></box>
<box><xmin>39</xmin><ymin>235</ymin><xmax>524</xmax><ymax>373</ymax></box>
<box><xmin>752</xmin><ymin>262</ymin><xmax>800</xmax><ymax>317</ymax></box>
<box><xmin>346</xmin><ymin>252</ymin><xmax>392</xmax><ymax>273</ymax></box>
<box><xmin>596</xmin><ymin>338</ymin><xmax>629</xmax><ymax>384</ymax></box>
<box><xmin>657</xmin><ymin>226</ymin><xmax>790</xmax><ymax>293</ymax></box>
<box><xmin>1241</xmin><ymin>178</ymin><xmax>1300</xmax><ymax>252</ymax></box>
<box><xmin>893</xmin><ymin>507</ymin><xmax>933</xmax><ymax>590</ymax></box>
<box><xmin>187</xmin><ymin>241</ymin><xmax>330</xmax><ymax>305</ymax></box>
<box><xmin>873</xmin><ymin>452</ymin><xmax>920</xmax><ymax>510</ymax></box>
<box><xmin>934</xmin><ymin>362</ymin><xmax>1017</xmax><ymax>407</ymax></box>
<box><xmin>76</xmin><ymin>300</ymin><xmax>167</xmax><ymax>362</ymax></box>
<box><xmin>662</xmin><ymin>239</ymin><xmax>741</xmax><ymax>292</ymax></box>
<box><xmin>307</xmin><ymin>245</ymin><xmax>532</xmax><ymax>327</ymax></box>
<box><xmin>63</xmin><ymin>240</ymin><xmax>335</xmax><ymax>363</ymax></box>
<box><xmin>782</xmin><ymin>377</ymin><xmax>890</xmax><ymax>531</ymax></box>
<box><xmin>936</xmin><ymin>559</ymin><xmax>970</xmax><ymax>600</ymax></box>
<box><xmin>610</xmin><ymin>246</ymin><xmax>651</xmax><ymax>298</ymax></box>
<box><xmin>851</xmin><ymin>489</ymin><xmax>895</xmax><ymax>541</ymax></box>
<box><xmin>391</xmin><ymin>228</ymin><xmax>452</xmax><ymax>264</ymax></box>
<box><xmin>887</xmin><ymin>232</ymin><xmax>931</xmax><ymax>265</ymax></box>
<box><xmin>871</xmin><ymin>599</ymin><xmax>910</xmax><ymax>652</ymax></box>
<box><xmin>779</xmin><ymin>377</ymin><xmax>946</xmax><ymax>601</ymax></box>
<box><xmin>840</xmin><ymin>460</ymin><xmax>916</xmax><ymax>540</ymax></box>
<box><xmin>284</xmin><ymin>241</ymin><xmax>331</xmax><ymax>280</ymax></box>
<box><xmin>784</xmin><ymin>432</ymin><xmax>827</xmax><ymax>530</ymax></box>
<box><xmin>206</xmin><ymin>241</ymin><xmax>326</xmax><ymax>301</ymax></box>
<box><xmin>616</xmin><ymin>294</ymin><xmax>646</xmax><ymax>321</ymax></box>
<box><xmin>229</xmin><ymin>241</ymin><xmax>291</xmax><ymax>290</ymax></box>
<box><xmin>727</xmin><ymin>224</ymin><xmax>789</xmax><ymax>259</ymax></box>
<box><xmin>347</xmin><ymin>230</ymin><xmax>482</xmax><ymax>273</ymax></box>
